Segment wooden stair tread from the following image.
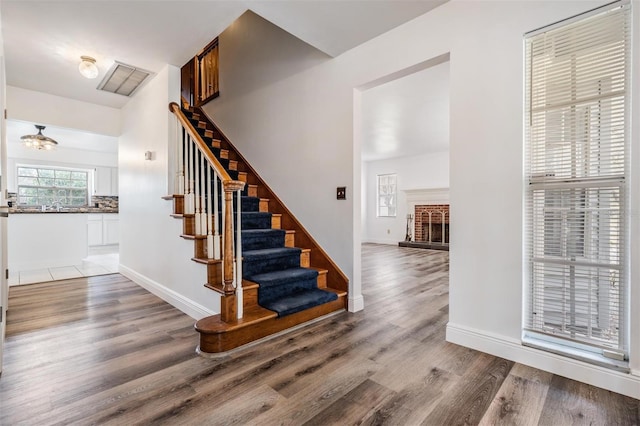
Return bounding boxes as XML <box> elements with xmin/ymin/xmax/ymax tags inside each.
<box><xmin>195</xmin><ymin>306</ymin><xmax>278</xmax><ymax>333</ymax></box>
<box><xmin>162</xmin><ymin>194</ymin><xmax>184</xmax><ymax>200</ymax></box>
<box><xmin>192</xmin><ymin>257</ymin><xmax>223</xmax><ymax>265</ymax></box>
<box><xmin>181</xmin><ymin>234</ymin><xmax>207</xmax><ymax>240</ymax></box>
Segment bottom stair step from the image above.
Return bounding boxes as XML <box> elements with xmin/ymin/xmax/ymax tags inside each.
<box><xmin>195</xmin><ymin>289</ymin><xmax>346</xmax><ymax>353</ymax></box>
<box><xmin>261</xmin><ymin>288</ymin><xmax>338</xmax><ymax>317</ymax></box>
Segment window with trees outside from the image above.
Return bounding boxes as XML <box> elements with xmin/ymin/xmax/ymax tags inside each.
<box><xmin>17</xmin><ymin>166</ymin><xmax>89</xmax><ymax>207</ymax></box>
<box><xmin>523</xmin><ymin>3</ymin><xmax>630</xmax><ymax>368</ymax></box>
<box><xmin>377</xmin><ymin>174</ymin><xmax>397</xmax><ymax>217</ymax></box>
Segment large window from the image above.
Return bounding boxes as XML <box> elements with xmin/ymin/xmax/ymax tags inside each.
<box><xmin>524</xmin><ymin>3</ymin><xmax>630</xmax><ymax>366</ymax></box>
<box><xmin>17</xmin><ymin>166</ymin><xmax>89</xmax><ymax>207</ymax></box>
<box><xmin>377</xmin><ymin>174</ymin><xmax>397</xmax><ymax>217</ymax></box>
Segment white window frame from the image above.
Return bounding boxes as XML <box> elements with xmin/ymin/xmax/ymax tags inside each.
<box><xmin>376</xmin><ymin>173</ymin><xmax>397</xmax><ymax>217</ymax></box>
<box><xmin>523</xmin><ymin>2</ymin><xmax>630</xmax><ymax>369</ymax></box>
<box><xmin>17</xmin><ymin>165</ymin><xmax>90</xmax><ymax>207</ymax></box>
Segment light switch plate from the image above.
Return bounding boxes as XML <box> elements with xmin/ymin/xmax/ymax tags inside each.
<box><xmin>337</xmin><ymin>187</ymin><xmax>346</xmax><ymax>200</ymax></box>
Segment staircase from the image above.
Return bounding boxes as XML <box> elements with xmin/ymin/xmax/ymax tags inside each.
<box><xmin>166</xmin><ymin>103</ymin><xmax>348</xmax><ymax>354</ymax></box>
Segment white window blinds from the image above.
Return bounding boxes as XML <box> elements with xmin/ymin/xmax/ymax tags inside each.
<box><xmin>524</xmin><ymin>3</ymin><xmax>630</xmax><ymax>359</ymax></box>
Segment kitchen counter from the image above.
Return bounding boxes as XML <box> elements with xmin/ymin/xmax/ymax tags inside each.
<box><xmin>8</xmin><ymin>212</ymin><xmax>120</xmax><ymax>274</ymax></box>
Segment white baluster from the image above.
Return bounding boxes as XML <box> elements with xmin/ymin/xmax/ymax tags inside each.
<box><xmin>175</xmin><ymin>118</ymin><xmax>184</xmax><ymax>195</ymax></box>
<box><xmin>213</xmin><ymin>173</ymin><xmax>221</xmax><ymax>259</ymax></box>
<box><xmin>220</xmin><ymin>181</ymin><xmax>226</xmax><ymax>280</ymax></box>
<box><xmin>194</xmin><ymin>149</ymin><xmax>202</xmax><ymax>235</ymax></box>
<box><xmin>185</xmin><ymin>135</ymin><xmax>194</xmax><ymax>215</ymax></box>
<box><xmin>200</xmin><ymin>151</ymin><xmax>207</xmax><ymax>234</ymax></box>
<box><xmin>182</xmin><ymin>129</ymin><xmax>188</xmax><ymax>201</ymax></box>
<box><xmin>236</xmin><ymin>188</ymin><xmax>243</xmax><ymax>319</ymax></box>
<box><xmin>206</xmin><ymin>165</ymin><xmax>214</xmax><ymax>259</ymax></box>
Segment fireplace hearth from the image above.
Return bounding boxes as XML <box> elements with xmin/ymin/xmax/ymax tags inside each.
<box><xmin>399</xmin><ymin>203</ymin><xmax>449</xmax><ymax>251</ymax></box>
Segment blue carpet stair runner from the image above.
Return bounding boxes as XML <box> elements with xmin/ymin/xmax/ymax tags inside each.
<box><xmin>185</xmin><ymin>109</ymin><xmax>338</xmax><ymax>317</ymax></box>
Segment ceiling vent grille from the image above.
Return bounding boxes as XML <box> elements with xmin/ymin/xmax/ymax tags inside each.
<box><xmin>97</xmin><ymin>61</ymin><xmax>154</xmax><ymax>97</ymax></box>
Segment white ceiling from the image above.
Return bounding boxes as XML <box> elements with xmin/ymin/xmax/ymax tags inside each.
<box><xmin>6</xmin><ymin>120</ymin><xmax>118</xmax><ymax>154</ymax></box>
<box><xmin>1</xmin><ymin>0</ymin><xmax>446</xmax><ymax>109</ymax></box>
<box><xmin>361</xmin><ymin>60</ymin><xmax>449</xmax><ymax>162</ymax></box>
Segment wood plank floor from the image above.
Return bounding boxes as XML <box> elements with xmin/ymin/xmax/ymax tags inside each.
<box><xmin>0</xmin><ymin>243</ymin><xmax>638</xmax><ymax>425</ymax></box>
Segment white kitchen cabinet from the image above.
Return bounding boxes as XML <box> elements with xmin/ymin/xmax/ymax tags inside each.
<box><xmin>9</xmin><ymin>214</ymin><xmax>89</xmax><ymax>272</ymax></box>
<box><xmin>87</xmin><ymin>215</ymin><xmax>103</xmax><ymax>246</ymax></box>
<box><xmin>110</xmin><ymin>168</ymin><xmax>118</xmax><ymax>196</ymax></box>
<box><xmin>94</xmin><ymin>167</ymin><xmax>119</xmax><ymax>196</ymax></box>
<box><xmin>88</xmin><ymin>214</ymin><xmax>119</xmax><ymax>246</ymax></box>
<box><xmin>102</xmin><ymin>214</ymin><xmax>119</xmax><ymax>245</ymax></box>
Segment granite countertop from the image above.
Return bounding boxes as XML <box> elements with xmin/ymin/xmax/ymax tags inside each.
<box><xmin>10</xmin><ymin>208</ymin><xmax>118</xmax><ymax>214</ymax></box>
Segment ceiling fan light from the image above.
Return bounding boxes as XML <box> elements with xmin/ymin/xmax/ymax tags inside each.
<box><xmin>79</xmin><ymin>56</ymin><xmax>99</xmax><ymax>79</ymax></box>
<box><xmin>21</xmin><ymin>125</ymin><xmax>59</xmax><ymax>150</ymax></box>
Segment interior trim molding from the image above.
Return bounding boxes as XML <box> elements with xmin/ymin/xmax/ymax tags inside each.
<box><xmin>446</xmin><ymin>322</ymin><xmax>640</xmax><ymax>399</ymax></box>
<box><xmin>348</xmin><ymin>294</ymin><xmax>364</xmax><ymax>312</ymax></box>
<box><xmin>119</xmin><ymin>264</ymin><xmax>216</xmax><ymax>320</ymax></box>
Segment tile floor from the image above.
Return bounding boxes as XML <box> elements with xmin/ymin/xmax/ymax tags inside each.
<box><xmin>9</xmin><ymin>246</ymin><xmax>119</xmax><ymax>286</ymax></box>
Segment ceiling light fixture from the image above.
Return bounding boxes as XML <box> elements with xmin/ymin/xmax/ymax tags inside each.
<box><xmin>78</xmin><ymin>56</ymin><xmax>99</xmax><ymax>79</ymax></box>
<box><xmin>21</xmin><ymin>125</ymin><xmax>59</xmax><ymax>150</ymax></box>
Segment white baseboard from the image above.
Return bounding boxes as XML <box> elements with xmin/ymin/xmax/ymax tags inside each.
<box><xmin>446</xmin><ymin>322</ymin><xmax>640</xmax><ymax>399</ymax></box>
<box><xmin>348</xmin><ymin>294</ymin><xmax>364</xmax><ymax>312</ymax></box>
<box><xmin>119</xmin><ymin>264</ymin><xmax>215</xmax><ymax>320</ymax></box>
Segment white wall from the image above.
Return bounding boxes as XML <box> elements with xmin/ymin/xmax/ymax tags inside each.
<box><xmin>363</xmin><ymin>152</ymin><xmax>449</xmax><ymax>244</ymax></box>
<box><xmin>7</xmin><ymin>86</ymin><xmax>120</xmax><ymax>137</ymax></box>
<box><xmin>118</xmin><ymin>64</ymin><xmax>219</xmax><ymax>319</ymax></box>
<box><xmin>200</xmin><ymin>0</ymin><xmax>640</xmax><ymax>398</ymax></box>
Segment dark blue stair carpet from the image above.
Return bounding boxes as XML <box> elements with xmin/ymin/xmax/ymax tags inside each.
<box><xmin>239</xmin><ymin>212</ymin><xmax>272</xmax><ymax>229</ymax></box>
<box><xmin>243</xmin><ymin>247</ymin><xmax>302</xmax><ymax>276</ymax></box>
<box><xmin>216</xmin><ymin>211</ymin><xmax>272</xmax><ymax>230</ymax></box>
<box><xmin>245</xmin><ymin>267</ymin><xmax>318</xmax><ymax>288</ymax></box>
<box><xmin>242</xmin><ymin>229</ymin><xmax>286</xmax><ymax>251</ymax></box>
<box><xmin>242</xmin><ymin>196</ymin><xmax>260</xmax><ymax>212</ymax></box>
<box><xmin>248</xmin><ymin>268</ymin><xmax>320</xmax><ymax>305</ymax></box>
<box><xmin>261</xmin><ymin>289</ymin><xmax>338</xmax><ymax>317</ymax></box>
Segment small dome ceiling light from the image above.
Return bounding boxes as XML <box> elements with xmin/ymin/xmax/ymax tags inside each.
<box><xmin>21</xmin><ymin>125</ymin><xmax>59</xmax><ymax>150</ymax></box>
<box><xmin>78</xmin><ymin>56</ymin><xmax>99</xmax><ymax>79</ymax></box>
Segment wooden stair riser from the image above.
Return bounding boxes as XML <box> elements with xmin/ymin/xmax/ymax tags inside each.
<box><xmin>206</xmin><ymin>262</ymin><xmax>223</xmax><ymax>288</ymax></box>
<box><xmin>248</xmin><ymin>185</ymin><xmax>258</xmax><ymax>197</ymax></box>
<box><xmin>241</xmin><ymin>283</ymin><xmax>259</xmax><ymax>309</ymax></box>
<box><xmin>300</xmin><ymin>249</ymin><xmax>310</xmax><ymax>268</ymax></box>
<box><xmin>271</xmin><ymin>214</ymin><xmax>281</xmax><ymax>229</ymax></box>
<box><xmin>183</xmin><ymin>215</ymin><xmax>195</xmax><ymax>236</ymax></box>
<box><xmin>194</xmin><ymin>238</ymin><xmax>206</xmax><ymax>259</ymax></box>
<box><xmin>259</xmin><ymin>198</ymin><xmax>269</xmax><ymax>212</ymax></box>
<box><xmin>314</xmin><ymin>269</ymin><xmax>328</xmax><ymax>288</ymax></box>
<box><xmin>173</xmin><ymin>196</ymin><xmax>184</xmax><ymax>215</ymax></box>
<box><xmin>285</xmin><ymin>230</ymin><xmax>295</xmax><ymax>248</ymax></box>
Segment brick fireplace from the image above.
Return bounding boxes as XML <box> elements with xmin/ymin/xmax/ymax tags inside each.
<box><xmin>399</xmin><ymin>188</ymin><xmax>450</xmax><ymax>250</ymax></box>
<box><xmin>415</xmin><ymin>204</ymin><xmax>449</xmax><ymax>244</ymax></box>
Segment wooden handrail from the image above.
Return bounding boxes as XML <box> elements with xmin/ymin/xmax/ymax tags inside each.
<box><xmin>169</xmin><ymin>102</ymin><xmax>234</xmax><ymax>185</ymax></box>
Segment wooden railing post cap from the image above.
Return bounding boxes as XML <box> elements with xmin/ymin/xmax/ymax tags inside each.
<box><xmin>223</xmin><ymin>180</ymin><xmax>246</xmax><ymax>192</ymax></box>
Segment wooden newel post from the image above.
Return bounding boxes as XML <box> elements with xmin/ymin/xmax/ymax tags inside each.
<box><xmin>222</xmin><ymin>180</ymin><xmax>246</xmax><ymax>295</ymax></box>
<box><xmin>220</xmin><ymin>180</ymin><xmax>246</xmax><ymax>323</ymax></box>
